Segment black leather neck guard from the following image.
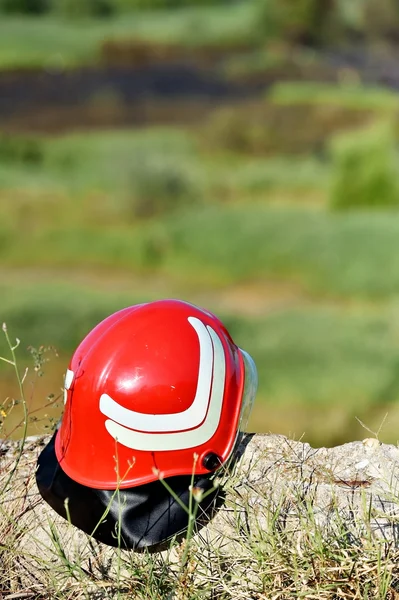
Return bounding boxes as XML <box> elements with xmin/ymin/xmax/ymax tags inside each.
<box><xmin>36</xmin><ymin>433</ymin><xmax>221</xmax><ymax>552</ymax></box>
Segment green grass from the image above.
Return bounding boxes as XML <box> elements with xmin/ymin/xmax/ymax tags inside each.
<box><xmin>2</xmin><ymin>122</ymin><xmax>399</xmax><ymax>440</ymax></box>
<box><xmin>0</xmin><ymin>128</ymin><xmax>328</xmax><ymax>201</ymax></box>
<box><xmin>269</xmin><ymin>81</ymin><xmax>399</xmax><ymax>111</ymax></box>
<box><xmin>233</xmin><ymin>306</ymin><xmax>399</xmax><ymax>444</ymax></box>
<box><xmin>0</xmin><ymin>282</ymin><xmax>148</xmax><ymax>354</ymax></box>
<box><xmin>329</xmin><ymin>119</ymin><xmax>399</xmax><ymax>210</ymax></box>
<box><xmin>222</xmin><ymin>46</ymin><xmax>321</xmax><ymax>79</ymax></box>
<box><xmin>2</xmin><ymin>279</ymin><xmax>399</xmax><ymax>445</ymax></box>
<box><xmin>1</xmin><ymin>118</ymin><xmax>399</xmax><ymax>445</ymax></box>
<box><xmin>0</xmin><ymin>2</ymin><xmax>256</xmax><ymax>69</ymax></box>
<box><xmin>0</xmin><ymin>128</ymin><xmax>197</xmax><ymax>191</ymax></box>
<box><xmin>0</xmin><ymin>16</ymin><xmax>100</xmax><ymax>69</ymax></box>
<box><xmin>5</xmin><ymin>198</ymin><xmax>399</xmax><ymax>298</ymax></box>
<box><xmin>160</xmin><ymin>206</ymin><xmax>399</xmax><ymax>298</ymax></box>
<box><xmin>208</xmin><ymin>155</ymin><xmax>329</xmax><ymax>195</ymax></box>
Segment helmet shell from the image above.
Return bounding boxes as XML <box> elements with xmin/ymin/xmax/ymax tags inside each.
<box><xmin>55</xmin><ymin>299</ymin><xmax>247</xmax><ymax>489</ymax></box>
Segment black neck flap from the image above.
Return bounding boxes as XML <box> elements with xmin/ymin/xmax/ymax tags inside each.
<box><xmin>36</xmin><ymin>433</ymin><xmax>222</xmax><ymax>552</ymax></box>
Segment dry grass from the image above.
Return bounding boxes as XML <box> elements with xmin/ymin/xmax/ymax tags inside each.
<box><xmin>2</xmin><ymin>432</ymin><xmax>399</xmax><ymax>599</ymax></box>
<box><xmin>2</xmin><ymin>329</ymin><xmax>399</xmax><ymax>599</ymax></box>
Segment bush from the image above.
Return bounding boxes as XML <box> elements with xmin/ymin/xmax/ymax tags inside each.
<box><xmin>255</xmin><ymin>0</ymin><xmax>335</xmax><ymax>45</ymax></box>
<box><xmin>269</xmin><ymin>82</ymin><xmax>399</xmax><ymax>112</ymax></box>
<box><xmin>126</xmin><ymin>155</ymin><xmax>201</xmax><ymax>219</ymax></box>
<box><xmin>55</xmin><ymin>0</ymin><xmax>115</xmax><ymax>18</ymax></box>
<box><xmin>0</xmin><ymin>0</ymin><xmax>234</xmax><ymax>15</ymax></box>
<box><xmin>112</xmin><ymin>0</ymin><xmax>221</xmax><ymax>8</ymax></box>
<box><xmin>202</xmin><ymin>101</ymin><xmax>375</xmax><ymax>156</ymax></box>
<box><xmin>329</xmin><ymin>120</ymin><xmax>399</xmax><ymax>210</ymax></box>
<box><xmin>0</xmin><ymin>134</ymin><xmax>45</xmax><ymax>165</ymax></box>
<box><xmin>255</xmin><ymin>0</ymin><xmax>399</xmax><ymax>47</ymax></box>
<box><xmin>362</xmin><ymin>0</ymin><xmax>399</xmax><ymax>42</ymax></box>
<box><xmin>0</xmin><ymin>0</ymin><xmax>49</xmax><ymax>14</ymax></box>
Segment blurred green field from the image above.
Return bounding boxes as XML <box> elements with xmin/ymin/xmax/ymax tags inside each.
<box><xmin>0</xmin><ymin>3</ymin><xmax>256</xmax><ymax>69</ymax></box>
<box><xmin>0</xmin><ymin>0</ymin><xmax>397</xmax><ymax>71</ymax></box>
<box><xmin>3</xmin><ymin>279</ymin><xmax>399</xmax><ymax>446</ymax></box>
<box><xmin>2</xmin><ymin>84</ymin><xmax>399</xmax><ymax>446</ymax></box>
<box><xmin>0</xmin><ymin>0</ymin><xmax>397</xmax><ymax>73</ymax></box>
<box><xmin>2</xmin><ymin>0</ymin><xmax>399</xmax><ymax>446</ymax></box>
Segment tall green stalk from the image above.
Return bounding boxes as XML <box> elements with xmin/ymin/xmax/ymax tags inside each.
<box><xmin>0</xmin><ymin>323</ymin><xmax>29</xmax><ymax>496</ymax></box>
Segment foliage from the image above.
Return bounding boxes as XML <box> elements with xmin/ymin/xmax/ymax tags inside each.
<box><xmin>126</xmin><ymin>154</ymin><xmax>202</xmax><ymax>219</ymax></box>
<box><xmin>255</xmin><ymin>0</ymin><xmax>399</xmax><ymax>46</ymax></box>
<box><xmin>55</xmin><ymin>0</ymin><xmax>116</xmax><ymax>18</ymax></box>
<box><xmin>112</xmin><ymin>0</ymin><xmax>222</xmax><ymax>8</ymax></box>
<box><xmin>214</xmin><ymin>155</ymin><xmax>328</xmax><ymax>196</ymax></box>
<box><xmin>0</xmin><ymin>133</ymin><xmax>45</xmax><ymax>165</ymax></box>
<box><xmin>0</xmin><ymin>3</ymin><xmax>256</xmax><ymax>68</ymax></box>
<box><xmin>0</xmin><ymin>0</ymin><xmax>238</xmax><ymax>17</ymax></box>
<box><xmin>203</xmin><ymin>84</ymin><xmax>399</xmax><ymax>156</ymax></box>
<box><xmin>5</xmin><ymin>197</ymin><xmax>399</xmax><ymax>445</ymax></box>
<box><xmin>255</xmin><ymin>0</ymin><xmax>334</xmax><ymax>45</ymax></box>
<box><xmin>4</xmin><ymin>120</ymin><xmax>399</xmax><ymax>297</ymax></box>
<box><xmin>4</xmin><ymin>279</ymin><xmax>399</xmax><ymax>444</ymax></box>
<box><xmin>161</xmin><ymin>205</ymin><xmax>399</xmax><ymax>298</ymax></box>
<box><xmin>0</xmin><ymin>284</ymin><xmax>144</xmax><ymax>358</ymax></box>
<box><xmin>0</xmin><ymin>0</ymin><xmax>399</xmax><ymax>74</ymax></box>
<box><xmin>269</xmin><ymin>82</ymin><xmax>399</xmax><ymax>112</ymax></box>
<box><xmin>0</xmin><ymin>0</ymin><xmax>49</xmax><ymax>14</ymax></box>
<box><xmin>361</xmin><ymin>0</ymin><xmax>399</xmax><ymax>41</ymax></box>
<box><xmin>1</xmin><ymin>111</ymin><xmax>399</xmax><ymax>446</ymax></box>
<box><xmin>203</xmin><ymin>100</ymin><xmax>375</xmax><ymax>156</ymax></box>
<box><xmin>329</xmin><ymin>120</ymin><xmax>399</xmax><ymax>210</ymax></box>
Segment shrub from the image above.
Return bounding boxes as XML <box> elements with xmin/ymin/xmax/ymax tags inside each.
<box><xmin>269</xmin><ymin>82</ymin><xmax>399</xmax><ymax>112</ymax></box>
<box><xmin>202</xmin><ymin>101</ymin><xmax>375</xmax><ymax>156</ymax></box>
<box><xmin>329</xmin><ymin>120</ymin><xmax>399</xmax><ymax>210</ymax></box>
<box><xmin>126</xmin><ymin>155</ymin><xmax>201</xmax><ymax>219</ymax></box>
<box><xmin>255</xmin><ymin>0</ymin><xmax>335</xmax><ymax>45</ymax></box>
<box><xmin>55</xmin><ymin>0</ymin><xmax>115</xmax><ymax>18</ymax></box>
<box><xmin>0</xmin><ymin>0</ymin><xmax>239</xmax><ymax>15</ymax></box>
<box><xmin>112</xmin><ymin>0</ymin><xmax>220</xmax><ymax>8</ymax></box>
<box><xmin>362</xmin><ymin>0</ymin><xmax>399</xmax><ymax>42</ymax></box>
<box><xmin>0</xmin><ymin>134</ymin><xmax>45</xmax><ymax>165</ymax></box>
<box><xmin>55</xmin><ymin>0</ymin><xmax>233</xmax><ymax>17</ymax></box>
<box><xmin>0</xmin><ymin>0</ymin><xmax>49</xmax><ymax>14</ymax></box>
<box><xmin>255</xmin><ymin>0</ymin><xmax>399</xmax><ymax>47</ymax></box>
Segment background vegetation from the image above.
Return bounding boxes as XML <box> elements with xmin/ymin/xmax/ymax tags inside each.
<box><xmin>2</xmin><ymin>0</ymin><xmax>399</xmax><ymax>447</ymax></box>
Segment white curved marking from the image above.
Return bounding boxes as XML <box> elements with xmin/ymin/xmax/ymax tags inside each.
<box><xmin>64</xmin><ymin>369</ymin><xmax>74</xmax><ymax>405</ymax></box>
<box><xmin>104</xmin><ymin>325</ymin><xmax>225</xmax><ymax>451</ymax></box>
<box><xmin>65</xmin><ymin>369</ymin><xmax>74</xmax><ymax>390</ymax></box>
<box><xmin>99</xmin><ymin>316</ymin><xmax>213</xmax><ymax>432</ymax></box>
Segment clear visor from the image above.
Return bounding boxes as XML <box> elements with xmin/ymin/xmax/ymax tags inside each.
<box><xmin>218</xmin><ymin>349</ymin><xmax>258</xmax><ymax>475</ymax></box>
<box><xmin>238</xmin><ymin>349</ymin><xmax>258</xmax><ymax>432</ymax></box>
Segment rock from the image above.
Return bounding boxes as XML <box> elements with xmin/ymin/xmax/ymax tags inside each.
<box><xmin>1</xmin><ymin>432</ymin><xmax>399</xmax><ymax>589</ymax></box>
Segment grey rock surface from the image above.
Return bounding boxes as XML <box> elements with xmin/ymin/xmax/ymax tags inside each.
<box><xmin>1</xmin><ymin>432</ymin><xmax>399</xmax><ymax>580</ymax></box>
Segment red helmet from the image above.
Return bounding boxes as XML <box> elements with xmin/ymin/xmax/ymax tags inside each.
<box><xmin>55</xmin><ymin>299</ymin><xmax>257</xmax><ymax>490</ymax></box>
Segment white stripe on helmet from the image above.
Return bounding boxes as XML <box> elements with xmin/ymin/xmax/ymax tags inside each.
<box><xmin>99</xmin><ymin>317</ymin><xmax>214</xmax><ymax>432</ymax></box>
<box><xmin>102</xmin><ymin>323</ymin><xmax>226</xmax><ymax>451</ymax></box>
